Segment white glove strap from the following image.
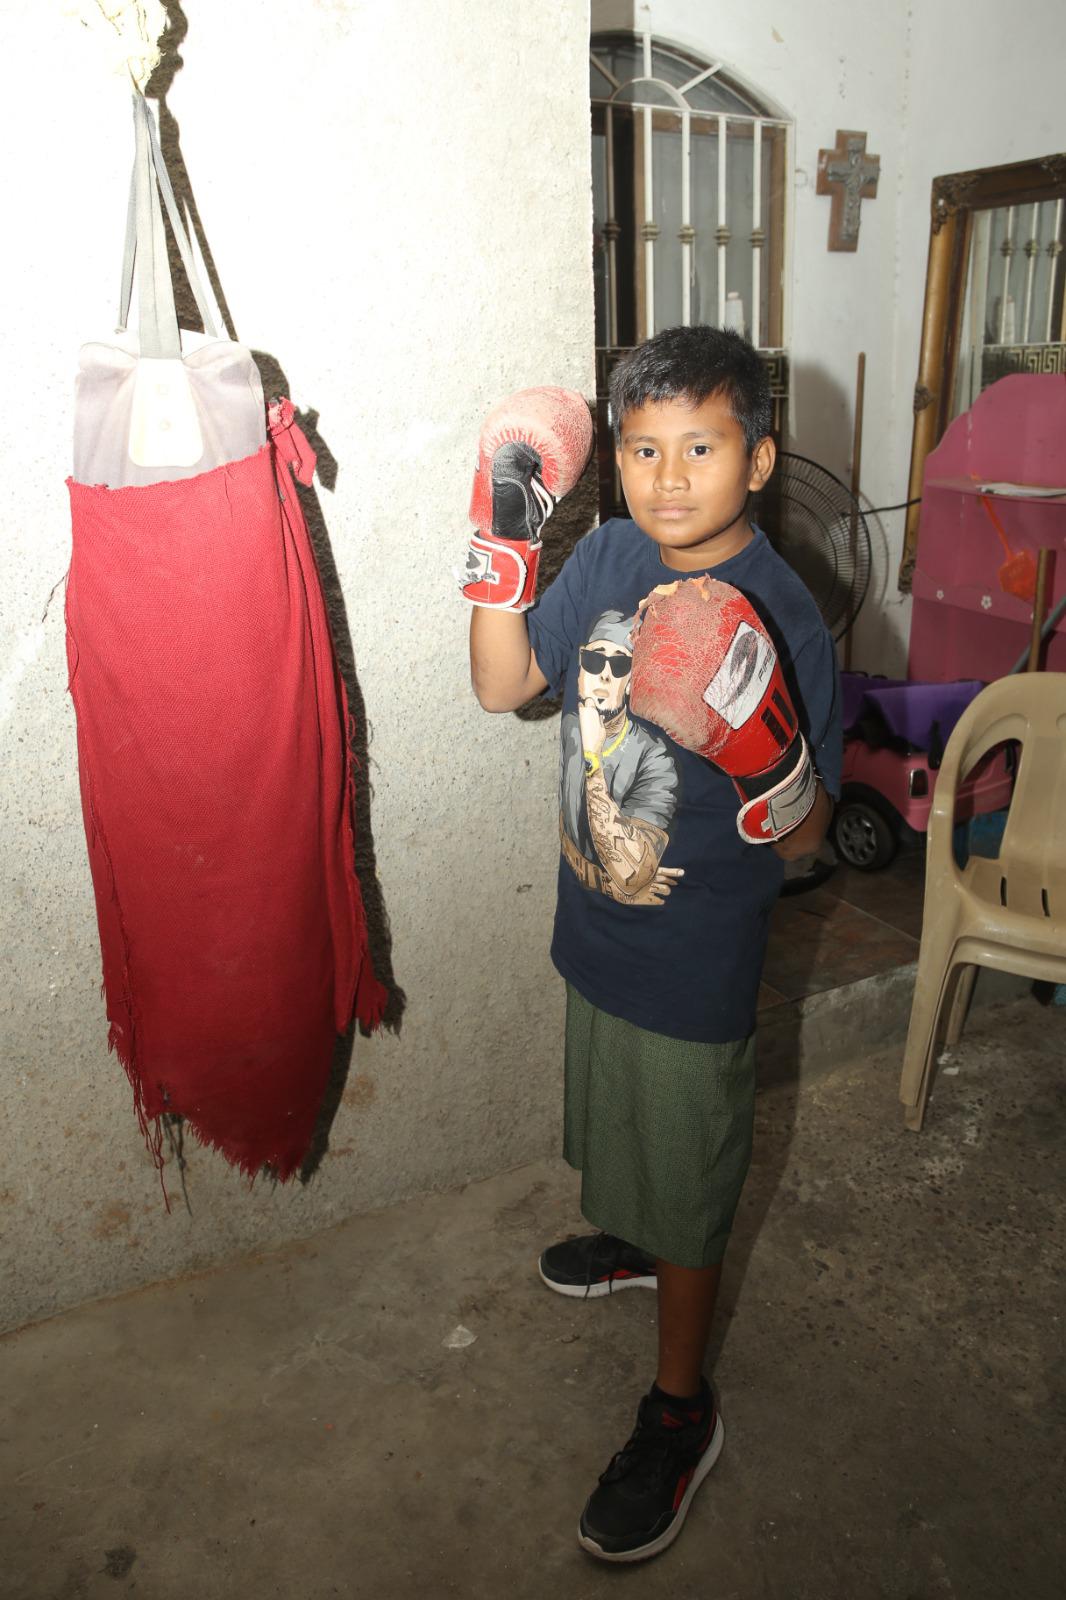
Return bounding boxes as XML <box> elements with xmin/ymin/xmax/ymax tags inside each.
<box><xmin>735</xmin><ymin>737</ymin><xmax>817</xmax><ymax>844</ymax></box>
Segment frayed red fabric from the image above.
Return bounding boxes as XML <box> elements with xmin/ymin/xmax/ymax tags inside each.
<box><xmin>66</xmin><ymin>407</ymin><xmax>385</xmax><ymax>1181</ymax></box>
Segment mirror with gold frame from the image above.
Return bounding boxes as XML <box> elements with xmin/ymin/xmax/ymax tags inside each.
<box><xmin>899</xmin><ymin>153</ymin><xmax>1066</xmax><ymax>591</ymax></box>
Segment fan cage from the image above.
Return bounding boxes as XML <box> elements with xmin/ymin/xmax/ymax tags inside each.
<box><xmin>753</xmin><ymin>452</ymin><xmax>872</xmax><ymax>642</ymax></box>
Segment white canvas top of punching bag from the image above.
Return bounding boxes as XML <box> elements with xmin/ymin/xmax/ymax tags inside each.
<box><xmin>73</xmin><ymin>94</ymin><xmax>265</xmax><ymax>491</ymax></box>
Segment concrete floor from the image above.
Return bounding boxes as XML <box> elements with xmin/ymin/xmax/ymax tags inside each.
<box><xmin>2</xmin><ymin>996</ymin><xmax>1063</xmax><ymax>1600</ymax></box>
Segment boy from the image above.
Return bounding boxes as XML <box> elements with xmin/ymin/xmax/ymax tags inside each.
<box><xmin>466</xmin><ymin>326</ymin><xmax>841</xmax><ymax>1563</ymax></box>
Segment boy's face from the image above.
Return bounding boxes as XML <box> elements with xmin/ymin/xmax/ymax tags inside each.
<box><xmin>615</xmin><ymin>389</ymin><xmax>775</xmax><ymax>571</ymax></box>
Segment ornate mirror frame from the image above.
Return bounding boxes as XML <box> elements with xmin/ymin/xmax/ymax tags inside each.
<box><xmin>898</xmin><ymin>152</ymin><xmax>1066</xmax><ymax>592</ymax></box>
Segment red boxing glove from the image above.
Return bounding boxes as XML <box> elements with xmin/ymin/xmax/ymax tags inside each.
<box><xmin>629</xmin><ymin>576</ymin><xmax>818</xmax><ymax>844</ymax></box>
<box><xmin>461</xmin><ymin>386</ymin><xmax>593</xmax><ymax>611</ymax></box>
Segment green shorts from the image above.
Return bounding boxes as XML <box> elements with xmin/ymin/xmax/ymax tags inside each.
<box><xmin>563</xmin><ymin>984</ymin><xmax>756</xmax><ymax>1269</ymax></box>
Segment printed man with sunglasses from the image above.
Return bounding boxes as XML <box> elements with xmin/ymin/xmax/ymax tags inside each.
<box><xmin>558</xmin><ymin>610</ymin><xmax>682</xmax><ymax>907</ymax></box>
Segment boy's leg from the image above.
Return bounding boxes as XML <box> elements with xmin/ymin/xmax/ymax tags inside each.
<box><xmin>552</xmin><ymin>993</ymin><xmax>752</xmax><ymax>1561</ymax></box>
<box><xmin>576</xmin><ymin>1253</ymin><xmax>726</xmax><ymax>1564</ymax></box>
<box><xmin>655</xmin><ymin>1258</ymin><xmax>722</xmax><ymax>1398</ymax></box>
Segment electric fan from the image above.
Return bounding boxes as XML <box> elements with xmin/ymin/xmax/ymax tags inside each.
<box><xmin>753</xmin><ymin>453</ymin><xmax>872</xmax><ymax>644</ymax></box>
<box><xmin>753</xmin><ymin>453</ymin><xmax>873</xmax><ymax>893</ymax></box>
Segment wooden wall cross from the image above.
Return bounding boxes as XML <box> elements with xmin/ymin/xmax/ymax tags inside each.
<box><xmin>817</xmin><ymin>130</ymin><xmax>880</xmax><ymax>252</ymax></box>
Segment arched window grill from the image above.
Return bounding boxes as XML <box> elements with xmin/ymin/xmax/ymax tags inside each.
<box><xmin>591</xmin><ymin>32</ymin><xmax>791</xmax><ymax>513</ymax></box>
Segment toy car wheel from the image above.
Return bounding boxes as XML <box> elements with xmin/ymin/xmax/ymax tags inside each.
<box><xmin>831</xmin><ymin>798</ymin><xmax>898</xmax><ymax>872</ymax></box>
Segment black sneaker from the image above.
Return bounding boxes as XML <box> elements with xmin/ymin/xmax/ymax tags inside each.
<box><xmin>538</xmin><ymin>1232</ymin><xmax>657</xmax><ymax>1298</ymax></box>
<box><xmin>578</xmin><ymin>1379</ymin><xmax>723</xmax><ymax>1563</ymax></box>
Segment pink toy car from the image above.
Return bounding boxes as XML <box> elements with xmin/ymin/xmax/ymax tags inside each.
<box><xmin>832</xmin><ymin>738</ymin><xmax>1014</xmax><ymax>871</ymax></box>
<box><xmin>829</xmin><ymin>675</ymin><xmax>1015</xmax><ymax>870</ymax></box>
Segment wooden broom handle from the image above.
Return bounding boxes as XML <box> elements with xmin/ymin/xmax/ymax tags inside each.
<box><xmin>1027</xmin><ymin>548</ymin><xmax>1052</xmax><ymax>672</ymax></box>
<box><xmin>843</xmin><ymin>352</ymin><xmax>865</xmax><ymax>671</ymax></box>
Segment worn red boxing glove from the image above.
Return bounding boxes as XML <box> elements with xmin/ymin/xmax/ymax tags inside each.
<box><xmin>461</xmin><ymin>386</ymin><xmax>593</xmax><ymax>611</ymax></box>
<box><xmin>629</xmin><ymin>576</ymin><xmax>818</xmax><ymax>844</ymax></box>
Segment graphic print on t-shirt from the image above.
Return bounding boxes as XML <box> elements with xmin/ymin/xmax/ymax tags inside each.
<box><xmin>559</xmin><ymin>608</ymin><xmax>682</xmax><ymax>906</ymax></box>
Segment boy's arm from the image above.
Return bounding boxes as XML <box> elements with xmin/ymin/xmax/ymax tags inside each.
<box><xmin>771</xmin><ymin>622</ymin><xmax>842</xmax><ymax>859</ymax></box>
<box><xmin>462</xmin><ymin>385</ymin><xmax>592</xmax><ymax>709</ymax></box>
<box><xmin>771</xmin><ymin>781</ymin><xmax>832</xmax><ymax>861</ymax></box>
<box><xmin>469</xmin><ymin>607</ymin><xmax>549</xmax><ymax>712</ymax></box>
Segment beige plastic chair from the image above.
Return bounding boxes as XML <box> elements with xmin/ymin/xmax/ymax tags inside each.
<box><xmin>899</xmin><ymin>672</ymin><xmax>1066</xmax><ymax>1131</ymax></box>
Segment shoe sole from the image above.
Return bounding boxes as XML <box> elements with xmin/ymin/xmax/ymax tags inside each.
<box><xmin>537</xmin><ymin>1261</ymin><xmax>657</xmax><ymax>1298</ymax></box>
<box><xmin>577</xmin><ymin>1413</ymin><xmax>725</xmax><ymax>1564</ymax></box>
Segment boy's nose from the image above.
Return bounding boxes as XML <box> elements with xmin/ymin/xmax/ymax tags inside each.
<box><xmin>654</xmin><ymin>455</ymin><xmax>689</xmax><ymax>492</ymax></box>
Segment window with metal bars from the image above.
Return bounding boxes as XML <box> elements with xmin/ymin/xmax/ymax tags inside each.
<box><xmin>953</xmin><ymin>198</ymin><xmax>1066</xmax><ymax>415</ymax></box>
<box><xmin>591</xmin><ymin>32</ymin><xmax>791</xmax><ymax>518</ymax></box>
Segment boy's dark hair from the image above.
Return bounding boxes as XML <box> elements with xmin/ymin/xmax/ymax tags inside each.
<box><xmin>609</xmin><ymin>324</ymin><xmax>772</xmax><ymax>454</ymax></box>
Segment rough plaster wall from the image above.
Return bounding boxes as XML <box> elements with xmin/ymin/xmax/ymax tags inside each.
<box><xmin>594</xmin><ymin>0</ymin><xmax>1066</xmax><ymax>674</ymax></box>
<box><xmin>0</xmin><ymin>1</ymin><xmax>593</xmax><ymax>1333</ymax></box>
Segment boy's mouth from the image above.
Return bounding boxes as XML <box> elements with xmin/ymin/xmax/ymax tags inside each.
<box><xmin>650</xmin><ymin>504</ymin><xmax>693</xmax><ymax>518</ymax></box>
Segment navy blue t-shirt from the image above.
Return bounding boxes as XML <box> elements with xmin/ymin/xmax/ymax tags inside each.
<box><xmin>526</xmin><ymin>518</ymin><xmax>842</xmax><ymax>1044</ymax></box>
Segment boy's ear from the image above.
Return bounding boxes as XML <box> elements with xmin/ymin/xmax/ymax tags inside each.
<box><xmin>747</xmin><ymin>435</ymin><xmax>776</xmax><ymax>493</ymax></box>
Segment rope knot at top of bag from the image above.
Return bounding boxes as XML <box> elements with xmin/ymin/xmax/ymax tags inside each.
<box><xmin>65</xmin><ymin>1</ymin><xmax>169</xmax><ymax>93</ymax></box>
<box><xmin>268</xmin><ymin>399</ymin><xmax>317</xmax><ymax>487</ymax></box>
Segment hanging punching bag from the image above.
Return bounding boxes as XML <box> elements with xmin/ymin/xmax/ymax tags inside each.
<box><xmin>66</xmin><ymin>94</ymin><xmax>386</xmax><ymax>1181</ymax></box>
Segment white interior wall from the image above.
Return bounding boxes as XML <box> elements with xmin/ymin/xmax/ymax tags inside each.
<box><xmin>0</xmin><ymin>0</ymin><xmax>593</xmax><ymax>1333</ymax></box>
<box><xmin>595</xmin><ymin>0</ymin><xmax>912</xmax><ymax>665</ymax></box>
<box><xmin>594</xmin><ymin>0</ymin><xmax>1066</xmax><ymax>673</ymax></box>
<box><xmin>887</xmin><ymin>2</ymin><xmax>1066</xmax><ymax>668</ymax></box>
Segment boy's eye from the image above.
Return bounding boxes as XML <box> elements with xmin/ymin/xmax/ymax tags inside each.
<box><xmin>634</xmin><ymin>447</ymin><xmax>657</xmax><ymax>460</ymax></box>
<box><xmin>689</xmin><ymin>444</ymin><xmax>711</xmax><ymax>457</ymax></box>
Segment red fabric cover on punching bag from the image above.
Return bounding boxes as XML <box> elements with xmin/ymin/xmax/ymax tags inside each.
<box><xmin>66</xmin><ymin>401</ymin><xmax>386</xmax><ymax>1179</ymax></box>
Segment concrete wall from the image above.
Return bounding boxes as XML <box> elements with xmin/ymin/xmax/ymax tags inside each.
<box><xmin>0</xmin><ymin>0</ymin><xmax>594</xmax><ymax>1333</ymax></box>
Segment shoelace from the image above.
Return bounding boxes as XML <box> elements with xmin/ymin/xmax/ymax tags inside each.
<box><xmin>583</xmin><ymin>1231</ymin><xmax>626</xmax><ymax>1298</ymax></box>
<box><xmin>577</xmin><ymin>1232</ymin><xmax>657</xmax><ymax>1298</ymax></box>
<box><xmin>599</xmin><ymin>1397</ymin><xmax>697</xmax><ymax>1487</ymax></box>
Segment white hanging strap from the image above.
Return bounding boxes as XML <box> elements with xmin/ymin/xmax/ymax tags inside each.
<box><xmin>132</xmin><ymin>90</ymin><xmax>179</xmax><ymax>358</ymax></box>
<box><xmin>143</xmin><ymin>100</ymin><xmax>218</xmax><ymax>339</ymax></box>
<box><xmin>120</xmin><ymin>95</ymin><xmax>205</xmax><ymax>465</ymax></box>
<box><xmin>117</xmin><ymin>94</ymin><xmax>218</xmax><ymax>345</ymax></box>
<box><xmin>117</xmin><ymin>150</ymin><xmax>138</xmax><ymax>333</ymax></box>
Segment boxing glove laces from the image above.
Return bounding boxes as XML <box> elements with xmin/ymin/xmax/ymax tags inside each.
<box><xmin>461</xmin><ymin>386</ymin><xmax>593</xmax><ymax>611</ymax></box>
